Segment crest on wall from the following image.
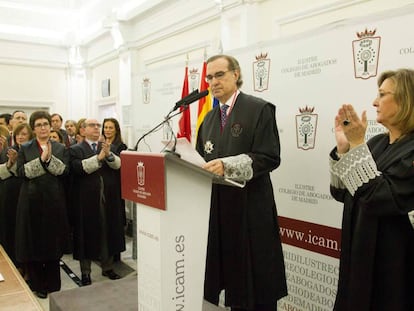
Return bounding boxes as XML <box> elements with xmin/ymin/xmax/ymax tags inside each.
<box><xmin>352</xmin><ymin>28</ymin><xmax>381</xmax><ymax>80</ymax></box>
<box><xmin>296</xmin><ymin>106</ymin><xmax>318</xmax><ymax>150</ymax></box>
<box><xmin>253</xmin><ymin>52</ymin><xmax>270</xmax><ymax>92</ymax></box>
<box><xmin>189</xmin><ymin>67</ymin><xmax>200</xmax><ymax>91</ymax></box>
<box><xmin>137</xmin><ymin>161</ymin><xmax>145</xmax><ymax>186</ymax></box>
<box><xmin>142</xmin><ymin>78</ymin><xmax>151</xmax><ymax>104</ymax></box>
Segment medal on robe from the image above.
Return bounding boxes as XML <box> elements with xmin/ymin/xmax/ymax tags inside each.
<box><xmin>204</xmin><ymin>140</ymin><xmax>214</xmax><ymax>154</ymax></box>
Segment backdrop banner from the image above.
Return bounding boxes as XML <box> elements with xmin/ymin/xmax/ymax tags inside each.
<box><xmin>133</xmin><ymin>7</ymin><xmax>414</xmax><ymax>310</ymax></box>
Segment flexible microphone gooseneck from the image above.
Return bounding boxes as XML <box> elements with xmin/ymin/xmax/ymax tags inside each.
<box><xmin>132</xmin><ymin>89</ymin><xmax>209</xmax><ymax>152</ymax></box>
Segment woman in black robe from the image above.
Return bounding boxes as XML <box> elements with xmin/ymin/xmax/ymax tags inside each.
<box><xmin>0</xmin><ymin>123</ymin><xmax>34</xmax><ymax>268</ymax></box>
<box><xmin>15</xmin><ymin>111</ymin><xmax>69</xmax><ymax>299</ymax></box>
<box><xmin>329</xmin><ymin>69</ymin><xmax>414</xmax><ymax>310</ymax></box>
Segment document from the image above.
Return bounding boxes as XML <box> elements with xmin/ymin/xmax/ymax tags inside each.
<box><xmin>163</xmin><ymin>137</ymin><xmax>206</xmax><ymax>167</ymax></box>
<box><xmin>163</xmin><ymin>137</ymin><xmax>245</xmax><ymax>188</ymax></box>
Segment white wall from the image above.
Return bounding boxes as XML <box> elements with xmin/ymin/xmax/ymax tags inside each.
<box><xmin>0</xmin><ymin>63</ymin><xmax>67</xmax><ymax>118</ymax></box>
<box><xmin>0</xmin><ymin>0</ymin><xmax>413</xmax><ymax>134</ymax></box>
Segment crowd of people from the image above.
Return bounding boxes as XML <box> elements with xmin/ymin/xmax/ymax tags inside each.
<box><xmin>0</xmin><ymin>111</ymin><xmax>127</xmax><ymax>299</ymax></box>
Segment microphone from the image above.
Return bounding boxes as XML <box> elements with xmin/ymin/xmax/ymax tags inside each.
<box><xmin>132</xmin><ymin>89</ymin><xmax>209</xmax><ymax>151</ymax></box>
<box><xmin>172</xmin><ymin>89</ymin><xmax>209</xmax><ymax>111</ymax></box>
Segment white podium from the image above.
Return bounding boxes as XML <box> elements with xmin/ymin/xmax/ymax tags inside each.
<box><xmin>121</xmin><ymin>151</ymin><xmax>230</xmax><ymax>311</ymax></box>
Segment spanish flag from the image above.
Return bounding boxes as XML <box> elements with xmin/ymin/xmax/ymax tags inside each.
<box><xmin>195</xmin><ymin>60</ymin><xmax>213</xmax><ymax>140</ymax></box>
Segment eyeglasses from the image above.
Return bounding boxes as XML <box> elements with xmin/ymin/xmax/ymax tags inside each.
<box><xmin>34</xmin><ymin>122</ymin><xmax>50</xmax><ymax>128</ymax></box>
<box><xmin>86</xmin><ymin>123</ymin><xmax>102</xmax><ymax>128</ymax></box>
<box><xmin>205</xmin><ymin>70</ymin><xmax>232</xmax><ymax>83</ymax></box>
<box><xmin>377</xmin><ymin>91</ymin><xmax>394</xmax><ymax>99</ymax></box>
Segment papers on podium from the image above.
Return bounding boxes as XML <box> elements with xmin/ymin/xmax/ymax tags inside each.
<box><xmin>163</xmin><ymin>138</ymin><xmax>245</xmax><ymax>188</ymax></box>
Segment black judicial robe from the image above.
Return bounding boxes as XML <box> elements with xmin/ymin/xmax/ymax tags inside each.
<box><xmin>330</xmin><ymin>133</ymin><xmax>414</xmax><ymax>311</ymax></box>
<box><xmin>69</xmin><ymin>141</ymin><xmax>125</xmax><ymax>261</ymax></box>
<box><xmin>0</xmin><ymin>150</ymin><xmax>7</xmax><ymax>246</ymax></box>
<box><xmin>196</xmin><ymin>92</ymin><xmax>287</xmax><ymax>309</ymax></box>
<box><xmin>112</xmin><ymin>141</ymin><xmax>128</xmax><ymax>226</ymax></box>
<box><xmin>15</xmin><ymin>139</ymin><xmax>69</xmax><ymax>262</ymax></box>
<box><xmin>0</xmin><ymin>146</ymin><xmax>23</xmax><ymax>265</ymax></box>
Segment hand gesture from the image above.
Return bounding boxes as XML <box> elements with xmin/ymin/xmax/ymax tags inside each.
<box><xmin>97</xmin><ymin>138</ymin><xmax>111</xmax><ymax>160</ymax></box>
<box><xmin>6</xmin><ymin>148</ymin><xmax>17</xmax><ymax>168</ymax></box>
<box><xmin>203</xmin><ymin>159</ymin><xmax>224</xmax><ymax>176</ymax></box>
<box><xmin>0</xmin><ymin>135</ymin><xmax>6</xmax><ymax>152</ymax></box>
<box><xmin>336</xmin><ymin>104</ymin><xmax>367</xmax><ymax>150</ymax></box>
<box><xmin>41</xmin><ymin>140</ymin><xmax>52</xmax><ymax>163</ymax></box>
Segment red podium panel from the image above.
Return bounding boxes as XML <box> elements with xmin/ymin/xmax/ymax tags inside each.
<box><xmin>121</xmin><ymin>151</ymin><xmax>166</xmax><ymax>210</ymax></box>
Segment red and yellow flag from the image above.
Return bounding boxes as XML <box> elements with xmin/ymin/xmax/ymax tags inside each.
<box><xmin>195</xmin><ymin>60</ymin><xmax>212</xmax><ymax>140</ymax></box>
<box><xmin>177</xmin><ymin>64</ymin><xmax>191</xmax><ymax>142</ymax></box>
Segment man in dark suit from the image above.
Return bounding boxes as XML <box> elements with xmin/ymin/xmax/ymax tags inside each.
<box><xmin>64</xmin><ymin>119</ymin><xmax>78</xmax><ymax>147</ymax></box>
<box><xmin>0</xmin><ymin>113</ymin><xmax>12</xmax><ymax>130</ymax></box>
<box><xmin>51</xmin><ymin>113</ymin><xmax>68</xmax><ymax>146</ymax></box>
<box><xmin>8</xmin><ymin>110</ymin><xmax>27</xmax><ymax>146</ymax></box>
<box><xmin>196</xmin><ymin>54</ymin><xmax>287</xmax><ymax>311</ymax></box>
<box><xmin>69</xmin><ymin>118</ymin><xmax>125</xmax><ymax>286</ymax></box>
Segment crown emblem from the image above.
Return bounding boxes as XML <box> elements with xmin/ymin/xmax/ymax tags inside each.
<box><xmin>356</xmin><ymin>28</ymin><xmax>376</xmax><ymax>39</ymax></box>
<box><xmin>142</xmin><ymin>78</ymin><xmax>150</xmax><ymax>83</ymax></box>
<box><xmin>255</xmin><ymin>52</ymin><xmax>268</xmax><ymax>60</ymax></box>
<box><xmin>299</xmin><ymin>106</ymin><xmax>315</xmax><ymax>114</ymax></box>
<box><xmin>189</xmin><ymin>68</ymin><xmax>198</xmax><ymax>74</ymax></box>
<box><xmin>137</xmin><ymin>161</ymin><xmax>144</xmax><ymax>167</ymax></box>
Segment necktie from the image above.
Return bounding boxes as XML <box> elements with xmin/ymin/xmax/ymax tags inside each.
<box><xmin>91</xmin><ymin>143</ymin><xmax>97</xmax><ymax>153</ymax></box>
<box><xmin>221</xmin><ymin>104</ymin><xmax>229</xmax><ymax>128</ymax></box>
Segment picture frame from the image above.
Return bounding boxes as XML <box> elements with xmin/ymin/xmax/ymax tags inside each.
<box><xmin>101</xmin><ymin>79</ymin><xmax>110</xmax><ymax>97</ymax></box>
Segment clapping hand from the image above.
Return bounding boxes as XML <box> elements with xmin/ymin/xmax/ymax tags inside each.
<box><xmin>6</xmin><ymin>147</ymin><xmax>17</xmax><ymax>168</ymax></box>
<box><xmin>0</xmin><ymin>135</ymin><xmax>6</xmax><ymax>152</ymax></box>
<box><xmin>335</xmin><ymin>104</ymin><xmax>367</xmax><ymax>153</ymax></box>
<box><xmin>41</xmin><ymin>140</ymin><xmax>52</xmax><ymax>163</ymax></box>
<box><xmin>98</xmin><ymin>136</ymin><xmax>111</xmax><ymax>161</ymax></box>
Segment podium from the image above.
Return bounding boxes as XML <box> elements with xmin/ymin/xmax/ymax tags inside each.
<box><xmin>121</xmin><ymin>151</ymin><xmax>229</xmax><ymax>311</ymax></box>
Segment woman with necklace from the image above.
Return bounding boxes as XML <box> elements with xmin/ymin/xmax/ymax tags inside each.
<box><xmin>101</xmin><ymin>117</ymin><xmax>128</xmax><ymax>261</ymax></box>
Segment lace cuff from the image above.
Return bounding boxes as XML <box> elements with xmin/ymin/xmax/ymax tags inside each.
<box><xmin>221</xmin><ymin>154</ymin><xmax>253</xmax><ymax>181</ymax></box>
<box><xmin>408</xmin><ymin>210</ymin><xmax>414</xmax><ymax>229</ymax></box>
<box><xmin>0</xmin><ymin>163</ymin><xmax>13</xmax><ymax>180</ymax></box>
<box><xmin>82</xmin><ymin>155</ymin><xmax>102</xmax><ymax>174</ymax></box>
<box><xmin>329</xmin><ymin>158</ymin><xmax>346</xmax><ymax>189</ymax></box>
<box><xmin>330</xmin><ymin>144</ymin><xmax>380</xmax><ymax>196</ymax></box>
<box><xmin>46</xmin><ymin>155</ymin><xmax>66</xmax><ymax>176</ymax></box>
<box><xmin>24</xmin><ymin>158</ymin><xmax>46</xmax><ymax>179</ymax></box>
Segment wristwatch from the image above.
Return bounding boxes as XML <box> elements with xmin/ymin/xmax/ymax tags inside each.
<box><xmin>106</xmin><ymin>153</ymin><xmax>115</xmax><ymax>162</ymax></box>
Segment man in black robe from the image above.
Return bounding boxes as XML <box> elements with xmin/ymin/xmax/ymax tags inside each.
<box><xmin>69</xmin><ymin>118</ymin><xmax>125</xmax><ymax>286</ymax></box>
<box><xmin>196</xmin><ymin>54</ymin><xmax>287</xmax><ymax>311</ymax></box>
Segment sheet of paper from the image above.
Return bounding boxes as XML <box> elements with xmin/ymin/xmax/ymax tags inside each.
<box><xmin>163</xmin><ymin>137</ymin><xmax>206</xmax><ymax>167</ymax></box>
<box><xmin>163</xmin><ymin>138</ymin><xmax>245</xmax><ymax>188</ymax></box>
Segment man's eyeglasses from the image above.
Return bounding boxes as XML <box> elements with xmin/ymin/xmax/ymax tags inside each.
<box><xmin>205</xmin><ymin>70</ymin><xmax>232</xmax><ymax>83</ymax></box>
<box><xmin>34</xmin><ymin>122</ymin><xmax>50</xmax><ymax>128</ymax></box>
<box><xmin>86</xmin><ymin>123</ymin><xmax>102</xmax><ymax>128</ymax></box>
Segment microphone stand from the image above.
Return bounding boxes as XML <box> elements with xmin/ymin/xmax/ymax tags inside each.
<box><xmin>161</xmin><ymin>119</ymin><xmax>180</xmax><ymax>157</ymax></box>
<box><xmin>132</xmin><ymin>88</ymin><xmax>207</xmax><ymax>152</ymax></box>
<box><xmin>132</xmin><ymin>105</ymin><xmax>187</xmax><ymax>153</ymax></box>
